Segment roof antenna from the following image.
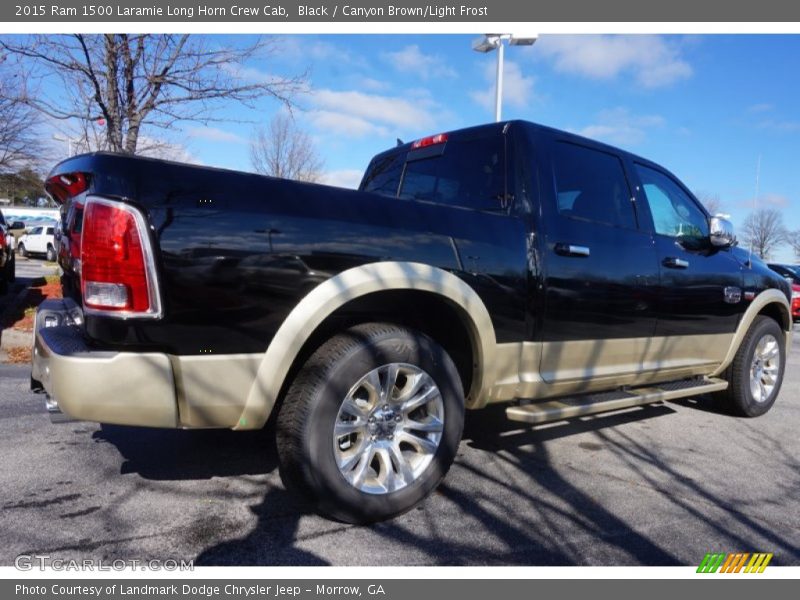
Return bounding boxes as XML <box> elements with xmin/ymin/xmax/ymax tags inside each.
<box><xmin>748</xmin><ymin>153</ymin><xmax>761</xmax><ymax>268</ymax></box>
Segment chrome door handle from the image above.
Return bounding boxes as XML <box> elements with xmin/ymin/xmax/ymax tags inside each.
<box><xmin>663</xmin><ymin>257</ymin><xmax>689</xmax><ymax>269</ymax></box>
<box><xmin>555</xmin><ymin>243</ymin><xmax>591</xmax><ymax>257</ymax></box>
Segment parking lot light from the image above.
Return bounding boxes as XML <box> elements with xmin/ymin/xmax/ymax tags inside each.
<box><xmin>472</xmin><ymin>33</ymin><xmax>538</xmax><ymax>122</ymax></box>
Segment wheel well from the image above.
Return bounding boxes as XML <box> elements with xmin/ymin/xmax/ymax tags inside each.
<box><xmin>278</xmin><ymin>290</ymin><xmax>478</xmax><ymax>408</ymax></box>
<box><xmin>758</xmin><ymin>302</ymin><xmax>790</xmax><ymax>331</ymax></box>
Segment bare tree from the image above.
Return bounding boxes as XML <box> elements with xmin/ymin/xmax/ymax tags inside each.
<box><xmin>250</xmin><ymin>113</ymin><xmax>324</xmax><ymax>182</ymax></box>
<box><xmin>0</xmin><ymin>34</ymin><xmax>307</xmax><ymax>155</ymax></box>
<box><xmin>741</xmin><ymin>208</ymin><xmax>787</xmax><ymax>260</ymax></box>
<box><xmin>695</xmin><ymin>191</ymin><xmax>723</xmax><ymax>216</ymax></box>
<box><xmin>0</xmin><ymin>58</ymin><xmax>43</xmax><ymax>172</ymax></box>
<box><xmin>787</xmin><ymin>230</ymin><xmax>800</xmax><ymax>262</ymax></box>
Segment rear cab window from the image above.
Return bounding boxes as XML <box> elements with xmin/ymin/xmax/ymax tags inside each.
<box><xmin>551</xmin><ymin>141</ymin><xmax>637</xmax><ymax>230</ymax></box>
<box><xmin>360</xmin><ymin>130</ymin><xmax>507</xmax><ymax>212</ymax></box>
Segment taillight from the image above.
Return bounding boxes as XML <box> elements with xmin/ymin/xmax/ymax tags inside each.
<box><xmin>80</xmin><ymin>197</ymin><xmax>161</xmax><ymax>318</ymax></box>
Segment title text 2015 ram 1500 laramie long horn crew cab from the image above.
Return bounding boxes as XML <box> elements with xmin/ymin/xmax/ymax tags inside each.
<box><xmin>32</xmin><ymin>121</ymin><xmax>792</xmax><ymax>523</ymax></box>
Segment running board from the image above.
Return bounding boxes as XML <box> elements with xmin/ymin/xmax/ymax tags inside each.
<box><xmin>505</xmin><ymin>377</ymin><xmax>729</xmax><ymax>424</ymax></box>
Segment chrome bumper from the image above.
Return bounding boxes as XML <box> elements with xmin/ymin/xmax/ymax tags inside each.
<box><xmin>31</xmin><ymin>299</ymin><xmax>179</xmax><ymax>427</ymax></box>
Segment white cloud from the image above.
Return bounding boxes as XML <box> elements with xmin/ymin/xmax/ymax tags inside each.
<box><xmin>537</xmin><ymin>35</ymin><xmax>692</xmax><ymax>88</ymax></box>
<box><xmin>186</xmin><ymin>126</ymin><xmax>246</xmax><ymax>144</ymax></box>
<box><xmin>321</xmin><ymin>169</ymin><xmax>364</xmax><ymax>189</ymax></box>
<box><xmin>757</xmin><ymin>119</ymin><xmax>800</xmax><ymax>133</ymax></box>
<box><xmin>308</xmin><ymin>88</ymin><xmax>437</xmax><ymax>131</ymax></box>
<box><xmin>469</xmin><ymin>60</ymin><xmax>535</xmax><ymax>113</ymax></box>
<box><xmin>747</xmin><ymin>103</ymin><xmax>774</xmax><ymax>113</ymax></box>
<box><xmin>382</xmin><ymin>45</ymin><xmax>457</xmax><ymax>79</ymax></box>
<box><xmin>736</xmin><ymin>194</ymin><xmax>790</xmax><ymax>209</ymax></box>
<box><xmin>358</xmin><ymin>77</ymin><xmax>391</xmax><ymax>92</ymax></box>
<box><xmin>273</xmin><ymin>37</ymin><xmax>370</xmax><ymax>70</ymax></box>
<box><xmin>574</xmin><ymin>107</ymin><xmax>665</xmax><ymax>147</ymax></box>
<box><xmin>306</xmin><ymin>110</ymin><xmax>389</xmax><ymax>138</ymax></box>
<box><xmin>137</xmin><ymin>137</ymin><xmax>200</xmax><ymax>165</ymax></box>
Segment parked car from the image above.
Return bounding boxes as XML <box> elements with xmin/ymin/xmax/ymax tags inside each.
<box><xmin>3</xmin><ymin>220</ymin><xmax>27</xmax><ymax>246</ymax></box>
<box><xmin>0</xmin><ymin>212</ymin><xmax>15</xmax><ymax>293</ymax></box>
<box><xmin>768</xmin><ymin>263</ymin><xmax>800</xmax><ymax>284</ymax></box>
<box><xmin>32</xmin><ymin>121</ymin><xmax>792</xmax><ymax>523</ymax></box>
<box><xmin>17</xmin><ymin>223</ymin><xmax>58</xmax><ymax>261</ymax></box>
<box><xmin>767</xmin><ymin>264</ymin><xmax>800</xmax><ymax>321</ymax></box>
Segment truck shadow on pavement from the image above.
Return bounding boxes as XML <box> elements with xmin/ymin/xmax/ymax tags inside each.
<box><xmin>92</xmin><ymin>424</ymin><xmax>278</xmax><ymax>480</ymax></box>
<box><xmin>93</xmin><ymin>396</ymin><xmax>800</xmax><ymax>566</ymax></box>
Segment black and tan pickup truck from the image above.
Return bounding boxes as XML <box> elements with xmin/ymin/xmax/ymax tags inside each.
<box><xmin>32</xmin><ymin>121</ymin><xmax>792</xmax><ymax>522</ymax></box>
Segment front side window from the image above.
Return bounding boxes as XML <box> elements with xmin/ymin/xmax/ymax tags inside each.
<box><xmin>29</xmin><ymin>227</ymin><xmax>42</xmax><ymax>235</ymax></box>
<box><xmin>552</xmin><ymin>142</ymin><xmax>636</xmax><ymax>229</ymax></box>
<box><xmin>635</xmin><ymin>164</ymin><xmax>708</xmax><ymax>241</ymax></box>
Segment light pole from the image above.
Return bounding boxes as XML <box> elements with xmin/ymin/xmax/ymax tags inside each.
<box><xmin>52</xmin><ymin>134</ymin><xmax>75</xmax><ymax>157</ymax></box>
<box><xmin>472</xmin><ymin>33</ymin><xmax>538</xmax><ymax>122</ymax></box>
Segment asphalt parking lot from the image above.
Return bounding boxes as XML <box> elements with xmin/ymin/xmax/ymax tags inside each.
<box><xmin>0</xmin><ymin>295</ymin><xmax>798</xmax><ymax>566</ymax></box>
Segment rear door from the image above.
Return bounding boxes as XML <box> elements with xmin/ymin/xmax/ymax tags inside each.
<box><xmin>538</xmin><ymin>137</ymin><xmax>660</xmax><ymax>383</ymax></box>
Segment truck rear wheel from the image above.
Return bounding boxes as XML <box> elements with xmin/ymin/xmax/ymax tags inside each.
<box><xmin>715</xmin><ymin>315</ymin><xmax>785</xmax><ymax>417</ymax></box>
<box><xmin>276</xmin><ymin>322</ymin><xmax>464</xmax><ymax>523</ymax></box>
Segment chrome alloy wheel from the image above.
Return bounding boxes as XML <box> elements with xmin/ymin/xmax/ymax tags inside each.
<box><xmin>750</xmin><ymin>333</ymin><xmax>780</xmax><ymax>403</ymax></box>
<box><xmin>333</xmin><ymin>363</ymin><xmax>445</xmax><ymax>495</ymax></box>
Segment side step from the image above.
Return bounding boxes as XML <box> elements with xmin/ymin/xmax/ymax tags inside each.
<box><xmin>505</xmin><ymin>377</ymin><xmax>728</xmax><ymax>424</ymax></box>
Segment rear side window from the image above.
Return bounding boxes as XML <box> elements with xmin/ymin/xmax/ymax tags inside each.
<box><xmin>398</xmin><ymin>137</ymin><xmax>504</xmax><ymax>211</ymax></box>
<box><xmin>635</xmin><ymin>164</ymin><xmax>708</xmax><ymax>240</ymax></box>
<box><xmin>46</xmin><ymin>227</ymin><xmax>54</xmax><ymax>235</ymax></box>
<box><xmin>361</xmin><ymin>153</ymin><xmax>404</xmax><ymax>197</ymax></box>
<box><xmin>552</xmin><ymin>142</ymin><xmax>636</xmax><ymax>229</ymax></box>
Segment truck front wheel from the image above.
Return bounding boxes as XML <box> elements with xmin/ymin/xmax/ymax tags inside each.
<box><xmin>276</xmin><ymin>322</ymin><xmax>465</xmax><ymax>523</ymax></box>
<box><xmin>715</xmin><ymin>315</ymin><xmax>786</xmax><ymax>417</ymax></box>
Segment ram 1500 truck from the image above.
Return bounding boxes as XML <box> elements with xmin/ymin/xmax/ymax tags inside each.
<box><xmin>32</xmin><ymin>121</ymin><xmax>792</xmax><ymax>523</ymax></box>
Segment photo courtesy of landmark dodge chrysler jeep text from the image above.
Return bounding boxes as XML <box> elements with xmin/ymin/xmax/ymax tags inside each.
<box><xmin>32</xmin><ymin>121</ymin><xmax>792</xmax><ymax>523</ymax></box>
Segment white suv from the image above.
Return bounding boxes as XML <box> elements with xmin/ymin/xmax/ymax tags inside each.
<box><xmin>17</xmin><ymin>223</ymin><xmax>58</xmax><ymax>262</ymax></box>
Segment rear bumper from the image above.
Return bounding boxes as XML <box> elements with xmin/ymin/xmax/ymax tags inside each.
<box><xmin>32</xmin><ymin>299</ymin><xmax>178</xmax><ymax>428</ymax></box>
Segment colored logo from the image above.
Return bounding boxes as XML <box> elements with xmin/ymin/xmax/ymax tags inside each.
<box><xmin>697</xmin><ymin>552</ymin><xmax>773</xmax><ymax>573</ymax></box>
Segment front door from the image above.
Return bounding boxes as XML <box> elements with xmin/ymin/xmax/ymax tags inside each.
<box><xmin>632</xmin><ymin>162</ymin><xmax>743</xmax><ymax>370</ymax></box>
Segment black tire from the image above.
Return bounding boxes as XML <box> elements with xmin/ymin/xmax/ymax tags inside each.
<box><xmin>46</xmin><ymin>245</ymin><xmax>56</xmax><ymax>263</ymax></box>
<box><xmin>276</xmin><ymin>322</ymin><xmax>464</xmax><ymax>523</ymax></box>
<box><xmin>714</xmin><ymin>316</ymin><xmax>786</xmax><ymax>417</ymax></box>
<box><xmin>17</xmin><ymin>243</ymin><xmax>26</xmax><ymax>258</ymax></box>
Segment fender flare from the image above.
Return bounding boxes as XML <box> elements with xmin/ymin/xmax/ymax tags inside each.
<box><xmin>711</xmin><ymin>288</ymin><xmax>792</xmax><ymax>377</ymax></box>
<box><xmin>235</xmin><ymin>261</ymin><xmax>498</xmax><ymax>430</ymax></box>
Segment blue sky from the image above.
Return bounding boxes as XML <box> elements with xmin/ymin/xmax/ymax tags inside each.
<box><xmin>44</xmin><ymin>34</ymin><xmax>800</xmax><ymax>261</ymax></box>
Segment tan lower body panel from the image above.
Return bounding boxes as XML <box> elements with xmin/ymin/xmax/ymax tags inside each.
<box><xmin>488</xmin><ymin>333</ymin><xmax>734</xmax><ymax>404</ymax></box>
<box><xmin>34</xmin><ymin>329</ymin><xmax>178</xmax><ymax>428</ymax></box>
<box><xmin>172</xmin><ymin>353</ymin><xmax>263</xmax><ymax>428</ymax></box>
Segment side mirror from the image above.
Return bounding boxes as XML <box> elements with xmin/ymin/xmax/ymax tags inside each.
<box><xmin>709</xmin><ymin>215</ymin><xmax>736</xmax><ymax>248</ymax></box>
